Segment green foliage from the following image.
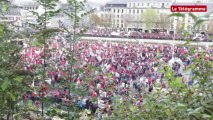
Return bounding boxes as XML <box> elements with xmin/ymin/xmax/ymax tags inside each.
<box><xmin>141</xmin><ymin>9</ymin><xmax>158</xmax><ymax>32</ymax></box>
<box><xmin>0</xmin><ymin>0</ymin><xmax>9</xmax><ymax>12</ymax></box>
<box><xmin>169</xmin><ymin>13</ymin><xmax>185</xmax><ymax>18</ymax></box>
<box><xmin>110</xmin><ymin>13</ymin><xmax>213</xmax><ymax>120</ymax></box>
<box><xmin>0</xmin><ymin>18</ymin><xmax>34</xmax><ymax>119</ymax></box>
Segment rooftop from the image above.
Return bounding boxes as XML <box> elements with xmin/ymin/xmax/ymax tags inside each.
<box><xmin>105</xmin><ymin>4</ymin><xmax>127</xmax><ymax>8</ymax></box>
<box><xmin>2</xmin><ymin>6</ymin><xmax>21</xmax><ymax>15</ymax></box>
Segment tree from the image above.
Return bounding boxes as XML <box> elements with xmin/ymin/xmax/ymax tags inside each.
<box><xmin>89</xmin><ymin>13</ymin><xmax>101</xmax><ymax>27</ymax></box>
<box><xmin>123</xmin><ymin>14</ymin><xmax>132</xmax><ymax>29</ymax></box>
<box><xmin>28</xmin><ymin>0</ymin><xmax>60</xmax><ymax>118</ymax></box>
<box><xmin>99</xmin><ymin>13</ymin><xmax>112</xmax><ymax>28</ymax></box>
<box><xmin>176</xmin><ymin>18</ymin><xmax>185</xmax><ymax>33</ymax></box>
<box><xmin>59</xmin><ymin>0</ymin><xmax>94</xmax><ymax>119</ymax></box>
<box><xmin>141</xmin><ymin>9</ymin><xmax>158</xmax><ymax>32</ymax></box>
<box><xmin>0</xmin><ymin>1</ymin><xmax>35</xmax><ymax>119</ymax></box>
<box><xmin>206</xmin><ymin>19</ymin><xmax>213</xmax><ymax>34</ymax></box>
<box><xmin>155</xmin><ymin>13</ymin><xmax>171</xmax><ymax>33</ymax></box>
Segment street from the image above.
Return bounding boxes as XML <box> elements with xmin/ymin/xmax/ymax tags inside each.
<box><xmin>81</xmin><ymin>37</ymin><xmax>213</xmax><ymax>46</ymax></box>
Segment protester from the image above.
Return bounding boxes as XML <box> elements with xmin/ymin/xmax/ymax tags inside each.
<box><xmin>19</xmin><ymin>36</ymin><xmax>213</xmax><ymax>116</ymax></box>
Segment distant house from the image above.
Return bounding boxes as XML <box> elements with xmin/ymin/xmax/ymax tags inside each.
<box><xmin>0</xmin><ymin>5</ymin><xmax>22</xmax><ymax>31</ymax></box>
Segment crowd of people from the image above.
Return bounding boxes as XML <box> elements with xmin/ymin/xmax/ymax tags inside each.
<box><xmin>19</xmin><ymin>35</ymin><xmax>212</xmax><ymax>117</ymax></box>
<box><xmin>84</xmin><ymin>28</ymin><xmax>209</xmax><ymax>41</ymax></box>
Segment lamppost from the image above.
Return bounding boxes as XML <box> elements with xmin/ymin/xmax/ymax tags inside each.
<box><xmin>172</xmin><ymin>18</ymin><xmax>179</xmax><ymax>58</ymax></box>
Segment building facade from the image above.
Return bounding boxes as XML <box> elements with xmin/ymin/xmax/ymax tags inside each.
<box><xmin>0</xmin><ymin>5</ymin><xmax>22</xmax><ymax>32</ymax></box>
<box><xmin>99</xmin><ymin>0</ymin><xmax>172</xmax><ymax>32</ymax></box>
<box><xmin>172</xmin><ymin>1</ymin><xmax>213</xmax><ymax>34</ymax></box>
<box><xmin>99</xmin><ymin>0</ymin><xmax>213</xmax><ymax>33</ymax></box>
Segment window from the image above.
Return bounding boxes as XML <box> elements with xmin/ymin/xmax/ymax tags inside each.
<box><xmin>133</xmin><ymin>3</ymin><xmax>135</xmax><ymax>7</ymax></box>
<box><xmin>162</xmin><ymin>3</ymin><xmax>164</xmax><ymax>7</ymax></box>
<box><xmin>114</xmin><ymin>9</ymin><xmax>115</xmax><ymax>13</ymax></box>
<box><xmin>129</xmin><ymin>9</ymin><xmax>131</xmax><ymax>13</ymax></box>
<box><xmin>141</xmin><ymin>10</ymin><xmax>143</xmax><ymax>13</ymax></box>
<box><xmin>117</xmin><ymin>15</ymin><xmax>119</xmax><ymax>18</ymax></box>
<box><xmin>129</xmin><ymin>3</ymin><xmax>131</xmax><ymax>7</ymax></box>
<box><xmin>121</xmin><ymin>15</ymin><xmax>123</xmax><ymax>18</ymax></box>
<box><xmin>147</xmin><ymin>3</ymin><xmax>149</xmax><ymax>6</ymax></box>
<box><xmin>142</xmin><ymin>3</ymin><xmax>143</xmax><ymax>6</ymax></box>
<box><xmin>117</xmin><ymin>24</ymin><xmax>119</xmax><ymax>27</ymax></box>
<box><xmin>117</xmin><ymin>20</ymin><xmax>119</xmax><ymax>23</ymax></box>
<box><xmin>118</xmin><ymin>9</ymin><xmax>119</xmax><ymax>13</ymax></box>
<box><xmin>133</xmin><ymin>9</ymin><xmax>135</xmax><ymax>14</ymax></box>
<box><xmin>122</xmin><ymin>9</ymin><xmax>124</xmax><ymax>13</ymax></box>
<box><xmin>137</xmin><ymin>9</ymin><xmax>139</xmax><ymax>14</ymax></box>
<box><xmin>188</xmin><ymin>18</ymin><xmax>191</xmax><ymax>22</ymax></box>
<box><xmin>121</xmin><ymin>24</ymin><xmax>123</xmax><ymax>28</ymax></box>
<box><xmin>121</xmin><ymin>20</ymin><xmax>123</xmax><ymax>23</ymax></box>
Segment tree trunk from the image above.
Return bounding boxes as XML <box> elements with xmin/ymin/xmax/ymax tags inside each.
<box><xmin>7</xmin><ymin>111</ymin><xmax>11</xmax><ymax>120</ymax></box>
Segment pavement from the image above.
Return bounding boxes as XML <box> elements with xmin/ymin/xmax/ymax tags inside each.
<box><xmin>81</xmin><ymin>37</ymin><xmax>213</xmax><ymax>47</ymax></box>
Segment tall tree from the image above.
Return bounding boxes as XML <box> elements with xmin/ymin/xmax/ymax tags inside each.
<box><xmin>60</xmin><ymin>0</ymin><xmax>94</xmax><ymax>119</ymax></box>
<box><xmin>141</xmin><ymin>9</ymin><xmax>157</xmax><ymax>32</ymax></box>
<box><xmin>102</xmin><ymin>13</ymin><xmax>113</xmax><ymax>28</ymax></box>
<box><xmin>30</xmin><ymin>0</ymin><xmax>60</xmax><ymax>117</ymax></box>
<box><xmin>176</xmin><ymin>18</ymin><xmax>185</xmax><ymax>33</ymax></box>
<box><xmin>89</xmin><ymin>13</ymin><xmax>101</xmax><ymax>27</ymax></box>
<box><xmin>0</xmin><ymin>1</ymin><xmax>35</xmax><ymax>119</ymax></box>
<box><xmin>123</xmin><ymin>14</ymin><xmax>132</xmax><ymax>29</ymax></box>
<box><xmin>155</xmin><ymin>13</ymin><xmax>171</xmax><ymax>33</ymax></box>
<box><xmin>206</xmin><ymin>19</ymin><xmax>213</xmax><ymax>35</ymax></box>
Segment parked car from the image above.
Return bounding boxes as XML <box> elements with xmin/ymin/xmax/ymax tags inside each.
<box><xmin>124</xmin><ymin>31</ymin><xmax>142</xmax><ymax>38</ymax></box>
<box><xmin>192</xmin><ymin>33</ymin><xmax>206</xmax><ymax>41</ymax></box>
<box><xmin>110</xmin><ymin>31</ymin><xmax>120</xmax><ymax>38</ymax></box>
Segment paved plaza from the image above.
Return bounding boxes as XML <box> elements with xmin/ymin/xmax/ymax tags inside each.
<box><xmin>81</xmin><ymin>37</ymin><xmax>213</xmax><ymax>46</ymax></box>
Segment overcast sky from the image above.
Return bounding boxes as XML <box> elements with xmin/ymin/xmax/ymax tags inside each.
<box><xmin>13</xmin><ymin>0</ymin><xmax>196</xmax><ymax>5</ymax></box>
<box><xmin>13</xmin><ymin>0</ymin><xmax>110</xmax><ymax>4</ymax></box>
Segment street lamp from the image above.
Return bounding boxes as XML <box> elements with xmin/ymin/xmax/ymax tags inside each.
<box><xmin>172</xmin><ymin>18</ymin><xmax>179</xmax><ymax>58</ymax></box>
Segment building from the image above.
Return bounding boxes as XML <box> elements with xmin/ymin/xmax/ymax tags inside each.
<box><xmin>0</xmin><ymin>5</ymin><xmax>22</xmax><ymax>31</ymax></box>
<box><xmin>19</xmin><ymin>1</ymin><xmax>40</xmax><ymax>25</ymax></box>
<box><xmin>99</xmin><ymin>0</ymin><xmax>213</xmax><ymax>33</ymax></box>
<box><xmin>99</xmin><ymin>0</ymin><xmax>172</xmax><ymax>32</ymax></box>
<box><xmin>47</xmin><ymin>3</ymin><xmax>72</xmax><ymax>28</ymax></box>
<box><xmin>49</xmin><ymin>1</ymin><xmax>98</xmax><ymax>28</ymax></box>
<box><xmin>172</xmin><ymin>1</ymin><xmax>213</xmax><ymax>34</ymax></box>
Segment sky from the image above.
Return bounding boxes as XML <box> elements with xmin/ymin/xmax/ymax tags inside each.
<box><xmin>61</xmin><ymin>0</ymin><xmax>196</xmax><ymax>4</ymax></box>
<box><xmin>13</xmin><ymin>0</ymin><xmax>196</xmax><ymax>5</ymax></box>
<box><xmin>13</xmin><ymin>0</ymin><xmax>111</xmax><ymax>4</ymax></box>
<box><xmin>87</xmin><ymin>0</ymin><xmax>110</xmax><ymax>4</ymax></box>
